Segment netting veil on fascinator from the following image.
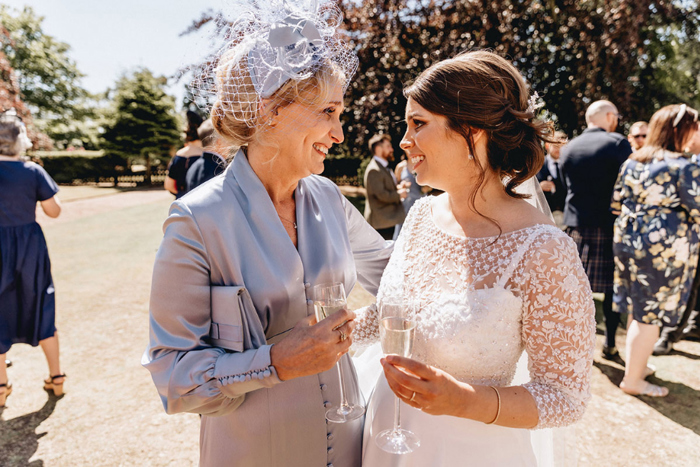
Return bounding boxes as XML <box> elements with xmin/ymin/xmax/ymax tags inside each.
<box><xmin>189</xmin><ymin>0</ymin><xmax>358</xmax><ymax>130</ymax></box>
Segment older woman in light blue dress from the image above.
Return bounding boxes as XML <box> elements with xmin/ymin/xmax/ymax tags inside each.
<box><xmin>142</xmin><ymin>3</ymin><xmax>391</xmax><ymax>466</ymax></box>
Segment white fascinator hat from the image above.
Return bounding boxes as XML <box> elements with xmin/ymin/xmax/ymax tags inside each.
<box><xmin>189</xmin><ymin>0</ymin><xmax>358</xmax><ymax>139</ymax></box>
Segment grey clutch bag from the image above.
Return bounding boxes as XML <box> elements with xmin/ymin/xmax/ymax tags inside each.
<box><xmin>210</xmin><ymin>286</ymin><xmax>267</xmax><ymax>352</ymax></box>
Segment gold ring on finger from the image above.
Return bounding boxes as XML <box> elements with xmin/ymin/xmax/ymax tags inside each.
<box><xmin>339</xmin><ymin>330</ymin><xmax>347</xmax><ymax>342</ymax></box>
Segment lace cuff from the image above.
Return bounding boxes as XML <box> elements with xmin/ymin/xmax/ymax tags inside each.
<box><xmin>352</xmin><ymin>303</ymin><xmax>380</xmax><ymax>350</ymax></box>
<box><xmin>523</xmin><ymin>382</ymin><xmax>589</xmax><ymax>429</ymax></box>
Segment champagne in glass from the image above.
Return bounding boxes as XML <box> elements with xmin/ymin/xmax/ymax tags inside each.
<box><xmin>375</xmin><ymin>301</ymin><xmax>420</xmax><ymax>454</ymax></box>
<box><xmin>311</xmin><ymin>282</ymin><xmax>365</xmax><ymax>423</ymax></box>
<box><xmin>380</xmin><ymin>317</ymin><xmax>416</xmax><ymax>357</ymax></box>
<box><xmin>314</xmin><ymin>300</ymin><xmax>346</xmax><ymax>322</ymax></box>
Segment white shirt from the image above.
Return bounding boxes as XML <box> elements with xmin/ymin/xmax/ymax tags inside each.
<box><xmin>545</xmin><ymin>155</ymin><xmax>561</xmax><ymax>180</ymax></box>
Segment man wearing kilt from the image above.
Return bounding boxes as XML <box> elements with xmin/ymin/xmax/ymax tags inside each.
<box><xmin>560</xmin><ymin>100</ymin><xmax>633</xmax><ymax>359</ymax></box>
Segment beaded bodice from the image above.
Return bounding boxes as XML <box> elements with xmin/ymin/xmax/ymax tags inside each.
<box><xmin>354</xmin><ymin>198</ymin><xmax>597</xmax><ymax>429</ymax></box>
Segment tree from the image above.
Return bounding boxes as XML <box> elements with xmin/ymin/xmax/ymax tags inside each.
<box><xmin>0</xmin><ymin>21</ymin><xmax>50</xmax><ymax>149</ymax></box>
<box><xmin>0</xmin><ymin>5</ymin><xmax>93</xmax><ymax>148</ymax></box>
<box><xmin>102</xmin><ymin>69</ymin><xmax>181</xmax><ymax>184</ymax></box>
<box><xmin>341</xmin><ymin>0</ymin><xmax>700</xmax><ymax>150</ymax></box>
<box><xmin>183</xmin><ymin>0</ymin><xmax>700</xmax><ymax>160</ymax></box>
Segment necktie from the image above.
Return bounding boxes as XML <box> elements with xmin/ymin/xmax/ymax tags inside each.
<box><xmin>553</xmin><ymin>161</ymin><xmax>562</xmax><ymax>181</ymax></box>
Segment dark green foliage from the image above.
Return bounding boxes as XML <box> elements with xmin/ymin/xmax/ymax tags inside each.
<box><xmin>184</xmin><ymin>0</ymin><xmax>700</xmax><ymax>175</ymax></box>
<box><xmin>357</xmin><ymin>156</ymin><xmax>372</xmax><ymax>184</ymax></box>
<box><xmin>342</xmin><ymin>0</ymin><xmax>700</xmax><ymax>150</ymax></box>
<box><xmin>40</xmin><ymin>153</ymin><xmax>130</xmax><ymax>184</ymax></box>
<box><xmin>102</xmin><ymin>69</ymin><xmax>181</xmax><ymax>183</ymax></box>
<box><xmin>323</xmin><ymin>155</ymin><xmax>362</xmax><ymax>180</ymax></box>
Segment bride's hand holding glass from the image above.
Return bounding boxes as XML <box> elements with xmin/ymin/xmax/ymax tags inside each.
<box><xmin>381</xmin><ymin>355</ymin><xmax>489</xmax><ymax>420</ymax></box>
<box><xmin>270</xmin><ymin>308</ymin><xmax>356</xmax><ymax>381</ymax></box>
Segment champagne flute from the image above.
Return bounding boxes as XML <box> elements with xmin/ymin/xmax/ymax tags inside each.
<box><xmin>312</xmin><ymin>282</ymin><xmax>365</xmax><ymax>423</ymax></box>
<box><xmin>375</xmin><ymin>301</ymin><xmax>420</xmax><ymax>454</ymax></box>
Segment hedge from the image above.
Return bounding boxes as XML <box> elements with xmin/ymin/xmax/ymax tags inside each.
<box><xmin>36</xmin><ymin>152</ymin><xmax>368</xmax><ymax>186</ymax></box>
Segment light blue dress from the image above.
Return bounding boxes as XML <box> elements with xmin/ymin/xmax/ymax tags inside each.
<box><xmin>143</xmin><ymin>149</ymin><xmax>392</xmax><ymax>467</ymax></box>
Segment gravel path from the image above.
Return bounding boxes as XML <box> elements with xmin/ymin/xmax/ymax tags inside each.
<box><xmin>1</xmin><ymin>188</ymin><xmax>698</xmax><ymax>466</ymax></box>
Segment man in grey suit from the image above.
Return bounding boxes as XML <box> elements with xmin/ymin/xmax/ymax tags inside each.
<box><xmin>363</xmin><ymin>134</ymin><xmax>406</xmax><ymax>239</ymax></box>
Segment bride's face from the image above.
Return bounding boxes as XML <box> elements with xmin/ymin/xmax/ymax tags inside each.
<box><xmin>400</xmin><ymin>98</ymin><xmax>482</xmax><ymax>191</ymax></box>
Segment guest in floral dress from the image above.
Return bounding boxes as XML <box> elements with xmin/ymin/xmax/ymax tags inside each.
<box><xmin>612</xmin><ymin>104</ymin><xmax>700</xmax><ymax>397</ymax></box>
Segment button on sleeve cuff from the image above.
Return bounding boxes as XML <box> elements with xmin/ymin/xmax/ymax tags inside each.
<box><xmin>214</xmin><ymin>344</ymin><xmax>283</xmax><ymax>398</ymax></box>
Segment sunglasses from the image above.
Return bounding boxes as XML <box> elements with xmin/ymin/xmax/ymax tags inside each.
<box><xmin>632</xmin><ymin>134</ymin><xmax>647</xmax><ymax>139</ymax></box>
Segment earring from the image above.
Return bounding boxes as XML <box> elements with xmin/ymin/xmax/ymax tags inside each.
<box><xmin>468</xmin><ymin>153</ymin><xmax>474</xmax><ymax>160</ymax></box>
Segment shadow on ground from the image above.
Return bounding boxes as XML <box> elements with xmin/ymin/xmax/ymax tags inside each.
<box><xmin>0</xmin><ymin>394</ymin><xmax>61</xmax><ymax>466</ymax></box>
<box><xmin>671</xmin><ymin>349</ymin><xmax>700</xmax><ymax>361</ymax></box>
<box><xmin>594</xmin><ymin>360</ymin><xmax>700</xmax><ymax>436</ymax></box>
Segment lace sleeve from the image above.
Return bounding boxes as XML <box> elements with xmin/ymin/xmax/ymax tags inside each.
<box><xmin>351</xmin><ymin>198</ymin><xmax>422</xmax><ymax>350</ymax></box>
<box><xmin>352</xmin><ymin>303</ymin><xmax>379</xmax><ymax>350</ymax></box>
<box><xmin>520</xmin><ymin>234</ymin><xmax>597</xmax><ymax>429</ymax></box>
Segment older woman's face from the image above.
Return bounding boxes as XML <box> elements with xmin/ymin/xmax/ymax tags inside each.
<box><xmin>399</xmin><ymin>98</ymin><xmax>477</xmax><ymax>191</ymax></box>
<box><xmin>270</xmin><ymin>82</ymin><xmax>345</xmax><ymax>178</ymax></box>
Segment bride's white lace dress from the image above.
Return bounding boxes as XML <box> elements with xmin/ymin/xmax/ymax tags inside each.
<box><xmin>355</xmin><ymin>198</ymin><xmax>596</xmax><ymax>466</ymax></box>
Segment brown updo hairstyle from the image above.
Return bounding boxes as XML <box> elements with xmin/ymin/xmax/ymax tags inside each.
<box><xmin>211</xmin><ymin>50</ymin><xmax>346</xmax><ymax>149</ymax></box>
<box><xmin>631</xmin><ymin>104</ymin><xmax>699</xmax><ymax>163</ymax></box>
<box><xmin>404</xmin><ymin>50</ymin><xmax>558</xmax><ymax>208</ymax></box>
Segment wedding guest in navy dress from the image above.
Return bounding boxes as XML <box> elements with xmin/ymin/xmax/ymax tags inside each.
<box><xmin>185</xmin><ymin>119</ymin><xmax>226</xmax><ymax>193</ymax></box>
<box><xmin>0</xmin><ymin>110</ymin><xmax>66</xmax><ymax>407</ymax></box>
<box><xmin>164</xmin><ymin>110</ymin><xmax>204</xmax><ymax>198</ymax></box>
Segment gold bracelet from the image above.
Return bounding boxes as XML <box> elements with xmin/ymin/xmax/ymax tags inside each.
<box><xmin>485</xmin><ymin>386</ymin><xmax>501</xmax><ymax>425</ymax></box>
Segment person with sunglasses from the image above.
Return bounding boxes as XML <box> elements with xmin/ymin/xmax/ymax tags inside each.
<box><xmin>627</xmin><ymin>121</ymin><xmax>649</xmax><ymax>151</ymax></box>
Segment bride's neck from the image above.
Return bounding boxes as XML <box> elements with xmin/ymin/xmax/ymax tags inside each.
<box><xmin>445</xmin><ymin>175</ymin><xmax>510</xmax><ymax>224</ymax></box>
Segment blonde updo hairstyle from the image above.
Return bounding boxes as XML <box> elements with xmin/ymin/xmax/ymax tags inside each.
<box><xmin>211</xmin><ymin>51</ymin><xmax>346</xmax><ymax>149</ymax></box>
<box><xmin>405</xmin><ymin>50</ymin><xmax>560</xmax><ymax>207</ymax></box>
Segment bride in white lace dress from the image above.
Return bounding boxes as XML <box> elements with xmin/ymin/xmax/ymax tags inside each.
<box><xmin>355</xmin><ymin>51</ymin><xmax>597</xmax><ymax>466</ymax></box>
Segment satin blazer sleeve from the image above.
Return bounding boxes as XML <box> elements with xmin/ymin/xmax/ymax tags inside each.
<box><xmin>142</xmin><ymin>201</ymin><xmax>282</xmax><ymax>417</ymax></box>
<box><xmin>341</xmin><ymin>190</ymin><xmax>394</xmax><ymax>296</ymax></box>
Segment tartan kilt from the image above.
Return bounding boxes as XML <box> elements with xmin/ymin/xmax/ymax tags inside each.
<box><xmin>566</xmin><ymin>226</ymin><xmax>615</xmax><ymax>294</ymax></box>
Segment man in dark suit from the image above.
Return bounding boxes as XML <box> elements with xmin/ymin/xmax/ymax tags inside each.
<box><xmin>363</xmin><ymin>134</ymin><xmax>406</xmax><ymax>239</ymax></box>
<box><xmin>560</xmin><ymin>100</ymin><xmax>632</xmax><ymax>359</ymax></box>
<box><xmin>536</xmin><ymin>131</ymin><xmax>568</xmax><ymax>226</ymax></box>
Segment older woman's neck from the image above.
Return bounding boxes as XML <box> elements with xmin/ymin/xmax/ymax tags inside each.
<box><xmin>247</xmin><ymin>144</ymin><xmax>298</xmax><ymax>204</ymax></box>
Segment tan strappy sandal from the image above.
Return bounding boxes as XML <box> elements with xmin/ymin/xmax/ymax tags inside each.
<box><xmin>44</xmin><ymin>374</ymin><xmax>66</xmax><ymax>397</ymax></box>
<box><xmin>0</xmin><ymin>382</ymin><xmax>12</xmax><ymax>407</ymax></box>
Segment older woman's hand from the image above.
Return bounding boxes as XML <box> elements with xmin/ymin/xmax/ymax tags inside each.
<box><xmin>271</xmin><ymin>309</ymin><xmax>356</xmax><ymax>381</ymax></box>
<box><xmin>381</xmin><ymin>355</ymin><xmax>472</xmax><ymax>418</ymax></box>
